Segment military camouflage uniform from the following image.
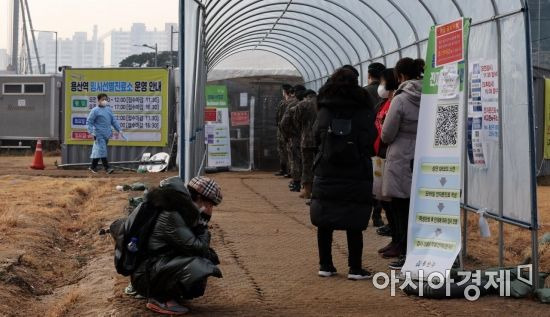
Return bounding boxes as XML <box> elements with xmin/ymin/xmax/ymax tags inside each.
<box><xmin>293</xmin><ymin>97</ymin><xmax>318</xmax><ymax>185</ymax></box>
<box><xmin>280</xmin><ymin>97</ymin><xmax>301</xmax><ymax>182</ymax></box>
<box><xmin>276</xmin><ymin>98</ymin><xmax>290</xmax><ymax>172</ymax></box>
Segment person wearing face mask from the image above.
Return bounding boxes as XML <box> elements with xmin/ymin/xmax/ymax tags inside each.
<box><xmin>86</xmin><ymin>93</ymin><xmax>123</xmax><ymax>174</ymax></box>
<box><xmin>381</xmin><ymin>58</ymin><xmax>424</xmax><ymax>270</ymax></box>
<box><xmin>372</xmin><ymin>68</ymin><xmax>400</xmax><ymax>258</ymax></box>
<box><xmin>363</xmin><ymin>62</ymin><xmax>386</xmax><ymax>228</ymax></box>
<box><xmin>364</xmin><ymin>62</ymin><xmax>386</xmax><ymax>113</ymax></box>
<box><xmin>130</xmin><ymin>176</ymin><xmax>223</xmax><ymax>315</ymax></box>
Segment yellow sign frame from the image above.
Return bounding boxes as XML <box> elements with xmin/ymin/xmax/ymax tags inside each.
<box><xmin>64</xmin><ymin>68</ymin><xmax>169</xmax><ymax>147</ymax></box>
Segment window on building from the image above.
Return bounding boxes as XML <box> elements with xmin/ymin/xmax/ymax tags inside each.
<box><xmin>3</xmin><ymin>84</ymin><xmax>23</xmax><ymax>94</ymax></box>
<box><xmin>23</xmin><ymin>83</ymin><xmax>45</xmax><ymax>94</ymax></box>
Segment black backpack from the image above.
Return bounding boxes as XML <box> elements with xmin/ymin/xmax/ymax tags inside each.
<box><xmin>110</xmin><ymin>201</ymin><xmax>161</xmax><ymax>276</ymax></box>
<box><xmin>321</xmin><ymin>110</ymin><xmax>362</xmax><ymax>165</ymax></box>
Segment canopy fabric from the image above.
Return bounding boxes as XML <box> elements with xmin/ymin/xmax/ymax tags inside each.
<box><xmin>201</xmin><ymin>0</ymin><xmax>524</xmax><ymax>88</ymax></box>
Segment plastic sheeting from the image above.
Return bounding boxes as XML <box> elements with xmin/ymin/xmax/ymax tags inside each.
<box><xmin>183</xmin><ymin>0</ymin><xmax>537</xmax><ymax>227</ymax></box>
<box><xmin>208</xmin><ymin>51</ymin><xmax>300</xmax><ymax>81</ymax></box>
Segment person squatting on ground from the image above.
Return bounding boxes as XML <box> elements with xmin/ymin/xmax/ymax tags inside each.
<box><xmin>275</xmin><ymin>84</ymin><xmax>294</xmax><ymax>177</ymax></box>
<box><xmin>293</xmin><ymin>89</ymin><xmax>318</xmax><ymax>201</ymax></box>
<box><xmin>310</xmin><ymin>67</ymin><xmax>376</xmax><ymax>280</ymax></box>
<box><xmin>87</xmin><ymin>93</ymin><xmax>124</xmax><ymax>174</ymax></box>
<box><xmin>364</xmin><ymin>62</ymin><xmax>387</xmax><ymax>228</ymax></box>
<box><xmin>372</xmin><ymin>68</ymin><xmax>401</xmax><ymax>259</ymax></box>
<box><xmin>281</xmin><ymin>84</ymin><xmax>307</xmax><ymax>192</ymax></box>
<box><xmin>381</xmin><ymin>58</ymin><xmax>424</xmax><ymax>270</ymax></box>
<box><xmin>129</xmin><ymin>176</ymin><xmax>223</xmax><ymax>315</ymax></box>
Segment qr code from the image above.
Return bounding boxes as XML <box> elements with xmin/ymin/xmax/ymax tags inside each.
<box><xmin>434</xmin><ymin>104</ymin><xmax>459</xmax><ymax>148</ymax></box>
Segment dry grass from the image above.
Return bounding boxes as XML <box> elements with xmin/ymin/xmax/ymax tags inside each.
<box><xmin>0</xmin><ymin>175</ymin><xmax>133</xmax><ymax>315</ymax></box>
<box><xmin>465</xmin><ymin>186</ymin><xmax>550</xmax><ymax>273</ymax></box>
<box><xmin>45</xmin><ymin>289</ymin><xmax>81</xmax><ymax>317</ymax></box>
<box><xmin>0</xmin><ymin>207</ymin><xmax>20</xmax><ymax>229</ymax></box>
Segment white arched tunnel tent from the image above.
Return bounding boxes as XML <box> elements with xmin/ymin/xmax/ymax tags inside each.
<box><xmin>179</xmin><ymin>0</ymin><xmax>539</xmax><ymax>287</ymax></box>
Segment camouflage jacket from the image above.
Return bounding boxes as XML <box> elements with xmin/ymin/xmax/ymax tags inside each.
<box><xmin>293</xmin><ymin>97</ymin><xmax>318</xmax><ymax>148</ymax></box>
<box><xmin>279</xmin><ymin>97</ymin><xmax>299</xmax><ymax>139</ymax></box>
<box><xmin>275</xmin><ymin>99</ymin><xmax>289</xmax><ymax>127</ymax></box>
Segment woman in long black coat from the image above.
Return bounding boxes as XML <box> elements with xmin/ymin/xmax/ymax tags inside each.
<box><xmin>310</xmin><ymin>67</ymin><xmax>377</xmax><ymax>280</ymax></box>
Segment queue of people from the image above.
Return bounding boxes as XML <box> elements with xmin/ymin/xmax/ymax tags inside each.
<box><xmin>276</xmin><ymin>58</ymin><xmax>425</xmax><ymax>279</ymax></box>
<box><xmin>110</xmin><ymin>59</ymin><xmax>424</xmax><ymax>315</ymax></box>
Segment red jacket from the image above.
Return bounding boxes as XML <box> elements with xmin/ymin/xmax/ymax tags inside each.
<box><xmin>374</xmin><ymin>98</ymin><xmax>392</xmax><ymax>156</ymax></box>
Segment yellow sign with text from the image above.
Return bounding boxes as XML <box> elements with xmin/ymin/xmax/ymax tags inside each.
<box><xmin>64</xmin><ymin>68</ymin><xmax>169</xmax><ymax>146</ymax></box>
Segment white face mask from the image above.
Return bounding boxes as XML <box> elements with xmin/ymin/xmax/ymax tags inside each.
<box><xmin>377</xmin><ymin>85</ymin><xmax>389</xmax><ymax>99</ymax></box>
<box><xmin>99</xmin><ymin>100</ymin><xmax>107</xmax><ymax>107</ymax></box>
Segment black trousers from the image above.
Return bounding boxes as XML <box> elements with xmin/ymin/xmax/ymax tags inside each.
<box><xmin>317</xmin><ymin>228</ymin><xmax>363</xmax><ymax>270</ymax></box>
<box><xmin>381</xmin><ymin>201</ymin><xmax>396</xmax><ymax>242</ymax></box>
<box><xmin>91</xmin><ymin>157</ymin><xmax>109</xmax><ymax>170</ymax></box>
<box><xmin>391</xmin><ymin>197</ymin><xmax>410</xmax><ymax>256</ymax></box>
<box><xmin>371</xmin><ymin>199</ymin><xmax>383</xmax><ymax>220</ymax></box>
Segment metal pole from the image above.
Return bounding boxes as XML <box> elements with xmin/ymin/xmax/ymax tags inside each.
<box><xmin>19</xmin><ymin>0</ymin><xmax>32</xmax><ymax>74</ymax></box>
<box><xmin>523</xmin><ymin>0</ymin><xmax>540</xmax><ymax>291</ymax></box>
<box><xmin>178</xmin><ymin>0</ymin><xmax>186</xmax><ymax>180</ymax></box>
<box><xmin>155</xmin><ymin>43</ymin><xmax>158</xmax><ymax>67</ymax></box>
<box><xmin>170</xmin><ymin>25</ymin><xmax>174</xmax><ymax>67</ymax></box>
<box><xmin>492</xmin><ymin>1</ymin><xmax>505</xmax><ymax>268</ymax></box>
<box><xmin>56</xmin><ymin>160</ymin><xmax>168</xmax><ymax>168</ymax></box>
<box><xmin>11</xmin><ymin>0</ymin><xmax>20</xmax><ymax>72</ymax></box>
<box><xmin>462</xmin><ymin>18</ymin><xmax>471</xmax><ymax>261</ymax></box>
<box><xmin>24</xmin><ymin>0</ymin><xmax>42</xmax><ymax>73</ymax></box>
<box><xmin>189</xmin><ymin>6</ymin><xmax>201</xmax><ymax>178</ymax></box>
<box><xmin>249</xmin><ymin>82</ymin><xmax>259</xmax><ymax>171</ymax></box>
<box><xmin>54</xmin><ymin>31</ymin><xmax>58</xmax><ymax>73</ymax></box>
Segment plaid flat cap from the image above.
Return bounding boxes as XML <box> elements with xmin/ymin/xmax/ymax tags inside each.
<box><xmin>188</xmin><ymin>176</ymin><xmax>223</xmax><ymax>205</ymax></box>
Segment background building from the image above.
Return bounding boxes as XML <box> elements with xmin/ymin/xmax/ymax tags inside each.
<box><xmin>36</xmin><ymin>25</ymin><xmax>104</xmax><ymax>73</ymax></box>
<box><xmin>0</xmin><ymin>49</ymin><xmax>9</xmax><ymax>70</ymax></box>
<box><xmin>110</xmin><ymin>23</ymin><xmax>178</xmax><ymax>67</ymax></box>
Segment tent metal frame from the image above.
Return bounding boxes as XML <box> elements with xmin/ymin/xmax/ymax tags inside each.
<box><xmin>180</xmin><ymin>0</ymin><xmax>541</xmax><ymax>290</ymax></box>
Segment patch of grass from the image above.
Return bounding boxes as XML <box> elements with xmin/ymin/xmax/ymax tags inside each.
<box><xmin>45</xmin><ymin>289</ymin><xmax>81</xmax><ymax>317</ymax></box>
<box><xmin>0</xmin><ymin>207</ymin><xmax>20</xmax><ymax>229</ymax></box>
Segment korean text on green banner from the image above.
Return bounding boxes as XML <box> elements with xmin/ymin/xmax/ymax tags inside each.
<box><xmin>205</xmin><ymin>85</ymin><xmax>232</xmax><ymax>168</ymax></box>
<box><xmin>401</xmin><ymin>18</ymin><xmax>470</xmax><ymax>279</ymax></box>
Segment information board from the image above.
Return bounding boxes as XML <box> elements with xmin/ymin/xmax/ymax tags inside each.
<box><xmin>205</xmin><ymin>85</ymin><xmax>232</xmax><ymax>167</ymax></box>
<box><xmin>402</xmin><ymin>18</ymin><xmax>470</xmax><ymax>279</ymax></box>
<box><xmin>64</xmin><ymin>68</ymin><xmax>169</xmax><ymax>146</ymax></box>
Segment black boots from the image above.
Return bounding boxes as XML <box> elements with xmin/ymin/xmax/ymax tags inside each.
<box><xmin>289</xmin><ymin>180</ymin><xmax>301</xmax><ymax>192</ymax></box>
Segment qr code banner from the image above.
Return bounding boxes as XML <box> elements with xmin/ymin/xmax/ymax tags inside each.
<box><xmin>434</xmin><ymin>104</ymin><xmax>459</xmax><ymax>148</ymax></box>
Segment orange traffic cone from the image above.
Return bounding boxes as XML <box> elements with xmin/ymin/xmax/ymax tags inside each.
<box><xmin>30</xmin><ymin>139</ymin><xmax>45</xmax><ymax>170</ymax></box>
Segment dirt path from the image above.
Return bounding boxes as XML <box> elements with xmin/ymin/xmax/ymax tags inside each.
<box><xmin>0</xmin><ymin>163</ymin><xmax>548</xmax><ymax>316</ymax></box>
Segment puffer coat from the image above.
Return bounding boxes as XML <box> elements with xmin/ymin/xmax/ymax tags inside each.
<box><xmin>310</xmin><ymin>85</ymin><xmax>376</xmax><ymax>231</ymax></box>
<box><xmin>381</xmin><ymin>79</ymin><xmax>422</xmax><ymax>199</ymax></box>
<box><xmin>131</xmin><ymin>181</ymin><xmax>222</xmax><ymax>301</ymax></box>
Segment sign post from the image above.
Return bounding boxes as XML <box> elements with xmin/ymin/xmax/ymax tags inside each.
<box><xmin>402</xmin><ymin>18</ymin><xmax>470</xmax><ymax>279</ymax></box>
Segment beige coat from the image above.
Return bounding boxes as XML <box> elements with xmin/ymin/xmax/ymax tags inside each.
<box><xmin>381</xmin><ymin>79</ymin><xmax>422</xmax><ymax>199</ymax></box>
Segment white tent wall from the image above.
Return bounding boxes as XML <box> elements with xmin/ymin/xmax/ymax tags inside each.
<box><xmin>181</xmin><ymin>0</ymin><xmax>539</xmax><ymax>285</ymax></box>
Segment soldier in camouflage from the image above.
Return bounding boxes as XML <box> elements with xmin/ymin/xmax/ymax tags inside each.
<box><xmin>280</xmin><ymin>84</ymin><xmax>306</xmax><ymax>192</ymax></box>
<box><xmin>275</xmin><ymin>84</ymin><xmax>294</xmax><ymax>176</ymax></box>
<box><xmin>293</xmin><ymin>90</ymin><xmax>318</xmax><ymax>200</ymax></box>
